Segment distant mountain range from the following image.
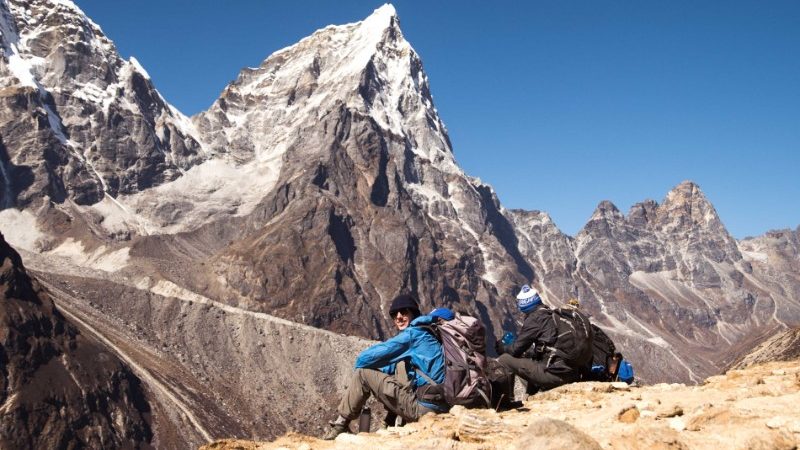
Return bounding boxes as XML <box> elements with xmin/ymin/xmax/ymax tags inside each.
<box><xmin>1</xmin><ymin>1</ymin><xmax>798</xmax><ymax>446</ymax></box>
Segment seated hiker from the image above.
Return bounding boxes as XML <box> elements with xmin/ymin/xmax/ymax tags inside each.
<box><xmin>381</xmin><ymin>294</ymin><xmax>422</xmax><ymax>427</ymax></box>
<box><xmin>323</xmin><ymin>294</ymin><xmax>448</xmax><ymax>440</ymax></box>
<box><xmin>494</xmin><ymin>285</ymin><xmax>588</xmax><ymax>396</ymax></box>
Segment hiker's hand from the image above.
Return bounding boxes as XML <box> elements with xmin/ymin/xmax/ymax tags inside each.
<box><xmin>494</xmin><ymin>338</ymin><xmax>505</xmax><ymax>355</ymax></box>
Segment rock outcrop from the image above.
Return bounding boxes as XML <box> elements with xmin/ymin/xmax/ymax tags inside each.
<box><xmin>729</xmin><ymin>328</ymin><xmax>800</xmax><ymax>370</ymax></box>
<box><xmin>202</xmin><ymin>358</ymin><xmax>800</xmax><ymax>449</ymax></box>
<box><xmin>0</xmin><ymin>231</ymin><xmax>152</xmax><ymax>448</ymax></box>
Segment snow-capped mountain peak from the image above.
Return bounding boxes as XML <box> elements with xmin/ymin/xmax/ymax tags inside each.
<box><xmin>194</xmin><ymin>2</ymin><xmax>435</xmax><ymax>162</ymax></box>
<box><xmin>0</xmin><ymin>0</ymin><xmax>205</xmax><ymax>210</ymax></box>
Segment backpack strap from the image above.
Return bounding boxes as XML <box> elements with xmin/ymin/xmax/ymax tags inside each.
<box><xmin>476</xmin><ymin>386</ymin><xmax>491</xmax><ymax>407</ymax></box>
<box><xmin>415</xmin><ymin>368</ymin><xmax>437</xmax><ymax>386</ymax></box>
<box><xmin>417</xmin><ymin>324</ymin><xmax>442</xmax><ymax>343</ymax></box>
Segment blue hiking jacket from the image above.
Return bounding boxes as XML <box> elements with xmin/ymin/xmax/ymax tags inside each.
<box><xmin>354</xmin><ymin>315</ymin><xmax>446</xmax><ymax>409</ymax></box>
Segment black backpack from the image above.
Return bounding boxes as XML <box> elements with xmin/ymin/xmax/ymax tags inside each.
<box><xmin>587</xmin><ymin>324</ymin><xmax>620</xmax><ymax>381</ymax></box>
<box><xmin>545</xmin><ymin>307</ymin><xmax>594</xmax><ymax>371</ymax></box>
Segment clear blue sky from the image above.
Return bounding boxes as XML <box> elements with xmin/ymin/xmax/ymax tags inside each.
<box><xmin>74</xmin><ymin>1</ymin><xmax>799</xmax><ymax>239</ymax></box>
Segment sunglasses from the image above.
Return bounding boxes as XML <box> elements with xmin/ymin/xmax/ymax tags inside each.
<box><xmin>392</xmin><ymin>308</ymin><xmax>414</xmax><ymax>319</ymax></box>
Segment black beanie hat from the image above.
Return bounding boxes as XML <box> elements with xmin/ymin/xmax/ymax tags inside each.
<box><xmin>388</xmin><ymin>294</ymin><xmax>420</xmax><ymax>318</ymax></box>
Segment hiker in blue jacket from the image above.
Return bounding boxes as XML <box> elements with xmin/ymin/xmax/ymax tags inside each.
<box><xmin>379</xmin><ymin>294</ymin><xmax>420</xmax><ymax>385</ymax></box>
<box><xmin>323</xmin><ymin>294</ymin><xmax>448</xmax><ymax>440</ymax></box>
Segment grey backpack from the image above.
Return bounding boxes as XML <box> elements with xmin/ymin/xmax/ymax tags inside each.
<box><xmin>419</xmin><ymin>314</ymin><xmax>492</xmax><ymax>408</ymax></box>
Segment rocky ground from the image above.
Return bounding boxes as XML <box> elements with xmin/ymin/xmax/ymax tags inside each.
<box><xmin>201</xmin><ymin>358</ymin><xmax>800</xmax><ymax>450</ymax></box>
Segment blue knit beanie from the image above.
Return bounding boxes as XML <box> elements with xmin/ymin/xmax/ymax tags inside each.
<box><xmin>516</xmin><ymin>285</ymin><xmax>542</xmax><ymax>313</ymax></box>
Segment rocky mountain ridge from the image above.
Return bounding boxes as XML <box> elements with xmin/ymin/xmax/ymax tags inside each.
<box><xmin>0</xmin><ymin>0</ymin><xmax>204</xmax><ymax>214</ymax></box>
<box><xmin>5</xmin><ymin>234</ymin><xmax>378</xmax><ymax>448</ymax></box>
<box><xmin>730</xmin><ymin>328</ymin><xmax>800</xmax><ymax>370</ymax></box>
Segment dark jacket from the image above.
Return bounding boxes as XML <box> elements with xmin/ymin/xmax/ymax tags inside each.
<box><xmin>498</xmin><ymin>304</ymin><xmax>573</xmax><ymax>374</ymax></box>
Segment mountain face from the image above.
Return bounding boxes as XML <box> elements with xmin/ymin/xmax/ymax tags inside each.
<box><xmin>0</xmin><ymin>231</ymin><xmax>152</xmax><ymax>448</ymax></box>
<box><xmin>185</xmin><ymin>5</ymin><xmax>531</xmax><ymax>338</ymax></box>
<box><xmin>0</xmin><ymin>0</ymin><xmax>203</xmax><ymax>216</ymax></box>
<box><xmin>0</xmin><ymin>1</ymin><xmax>799</xmax><ymax>445</ymax></box>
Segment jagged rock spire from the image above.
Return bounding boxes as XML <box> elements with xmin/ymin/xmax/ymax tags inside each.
<box><xmin>656</xmin><ymin>180</ymin><xmax>724</xmax><ymax>234</ymax></box>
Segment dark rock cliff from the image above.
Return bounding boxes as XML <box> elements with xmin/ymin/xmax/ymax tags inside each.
<box><xmin>0</xmin><ymin>232</ymin><xmax>152</xmax><ymax>448</ymax></box>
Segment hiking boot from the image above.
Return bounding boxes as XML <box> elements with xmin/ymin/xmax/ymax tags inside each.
<box><xmin>322</xmin><ymin>416</ymin><xmax>350</xmax><ymax>440</ymax></box>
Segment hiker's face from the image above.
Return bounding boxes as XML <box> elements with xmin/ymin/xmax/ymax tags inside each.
<box><xmin>393</xmin><ymin>308</ymin><xmax>414</xmax><ymax>330</ymax></box>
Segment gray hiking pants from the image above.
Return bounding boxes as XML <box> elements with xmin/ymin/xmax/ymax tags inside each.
<box><xmin>497</xmin><ymin>353</ymin><xmax>577</xmax><ymax>394</ymax></box>
<box><xmin>337</xmin><ymin>368</ymin><xmax>436</xmax><ymax>422</ymax></box>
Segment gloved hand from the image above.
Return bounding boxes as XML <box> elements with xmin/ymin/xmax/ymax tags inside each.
<box><xmin>494</xmin><ymin>338</ymin><xmax>505</xmax><ymax>355</ymax></box>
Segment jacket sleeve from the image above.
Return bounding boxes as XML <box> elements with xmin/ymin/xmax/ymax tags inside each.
<box><xmin>354</xmin><ymin>330</ymin><xmax>413</xmax><ymax>369</ymax></box>
<box><xmin>506</xmin><ymin>308</ymin><xmax>552</xmax><ymax>357</ymax></box>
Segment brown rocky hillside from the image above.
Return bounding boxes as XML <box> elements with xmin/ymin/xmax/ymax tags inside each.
<box><xmin>202</xmin><ymin>358</ymin><xmax>800</xmax><ymax>450</ymax></box>
<box><xmin>729</xmin><ymin>328</ymin><xmax>800</xmax><ymax>370</ymax></box>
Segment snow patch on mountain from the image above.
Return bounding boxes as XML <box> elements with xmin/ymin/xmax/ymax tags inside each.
<box><xmin>629</xmin><ymin>270</ymin><xmax>714</xmax><ymax>310</ymax></box>
<box><xmin>738</xmin><ymin>240</ymin><xmax>770</xmax><ymax>263</ymax></box>
<box><xmin>49</xmin><ymin>238</ymin><xmax>130</xmax><ymax>272</ymax></box>
<box><xmin>0</xmin><ymin>209</ymin><xmax>44</xmax><ymax>250</ymax></box>
<box><xmin>1</xmin><ymin>4</ymin><xmax>70</xmax><ymax>144</ymax></box>
<box><xmin>100</xmin><ymin>157</ymin><xmax>282</xmax><ymax>235</ymax></box>
<box><xmin>128</xmin><ymin>56</ymin><xmax>150</xmax><ymax>79</ymax></box>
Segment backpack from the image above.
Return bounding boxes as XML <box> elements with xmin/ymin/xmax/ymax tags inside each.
<box><xmin>419</xmin><ymin>314</ymin><xmax>492</xmax><ymax>408</ymax></box>
<box><xmin>617</xmin><ymin>360</ymin><xmax>635</xmax><ymax>384</ymax></box>
<box><xmin>545</xmin><ymin>307</ymin><xmax>594</xmax><ymax>372</ymax></box>
<box><xmin>588</xmin><ymin>324</ymin><xmax>619</xmax><ymax>381</ymax></box>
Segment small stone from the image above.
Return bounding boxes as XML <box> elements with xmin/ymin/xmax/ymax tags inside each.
<box><xmin>336</xmin><ymin>433</ymin><xmax>368</xmax><ymax>444</ymax></box>
<box><xmin>772</xmin><ymin>369</ymin><xmax>786</xmax><ymax>376</ymax></box>
<box><xmin>766</xmin><ymin>417</ymin><xmax>787</xmax><ymax>429</ymax></box>
<box><xmin>657</xmin><ymin>405</ymin><xmax>684</xmax><ymax>419</ymax></box>
<box><xmin>513</xmin><ymin>418</ymin><xmax>602</xmax><ymax>450</ymax></box>
<box><xmin>618</xmin><ymin>406</ymin><xmax>640</xmax><ymax>423</ymax></box>
<box><xmin>611</xmin><ymin>382</ymin><xmax>631</xmax><ymax>390</ymax></box>
<box><xmin>448</xmin><ymin>405</ymin><xmax>467</xmax><ymax>417</ymax></box>
<box><xmin>635</xmin><ymin>401</ymin><xmax>655</xmax><ymax>412</ymax></box>
<box><xmin>669</xmin><ymin>417</ymin><xmax>686</xmax><ymax>432</ymax></box>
